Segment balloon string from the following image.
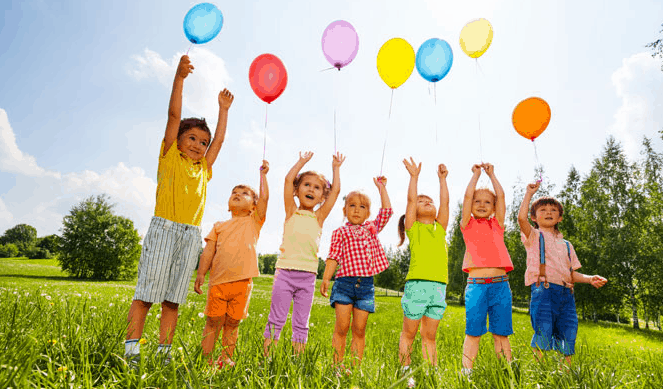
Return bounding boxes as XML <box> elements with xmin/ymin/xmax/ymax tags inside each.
<box><xmin>186</xmin><ymin>43</ymin><xmax>193</xmax><ymax>56</ymax></box>
<box><xmin>380</xmin><ymin>89</ymin><xmax>394</xmax><ymax>176</ymax></box>
<box><xmin>319</xmin><ymin>66</ymin><xmax>336</xmax><ymax>72</ymax></box>
<box><xmin>434</xmin><ymin>82</ymin><xmax>438</xmax><ymax>146</ymax></box>
<box><xmin>388</xmin><ymin>88</ymin><xmax>394</xmax><ymax>119</ymax></box>
<box><xmin>334</xmin><ymin>108</ymin><xmax>337</xmax><ymax>155</ymax></box>
<box><xmin>533</xmin><ymin>140</ymin><xmax>543</xmax><ymax>183</ymax></box>
<box><xmin>476</xmin><ymin>59</ymin><xmax>484</xmax><ymax>163</ymax></box>
<box><xmin>262</xmin><ymin>104</ymin><xmax>268</xmax><ymax>160</ymax></box>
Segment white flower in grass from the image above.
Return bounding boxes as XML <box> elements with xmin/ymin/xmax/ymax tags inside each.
<box><xmin>75</xmin><ymin>293</ymin><xmax>82</xmax><ymax>297</ymax></box>
<box><xmin>198</xmin><ymin>312</ymin><xmax>204</xmax><ymax>318</ymax></box>
<box><xmin>109</xmin><ymin>303</ymin><xmax>114</xmax><ymax>307</ymax></box>
<box><xmin>12</xmin><ymin>291</ymin><xmax>17</xmax><ymax>295</ymax></box>
<box><xmin>309</xmin><ymin>323</ymin><xmax>314</xmax><ymax>327</ymax></box>
<box><xmin>148</xmin><ymin>313</ymin><xmax>152</xmax><ymax>316</ymax></box>
<box><xmin>90</xmin><ymin>306</ymin><xmax>97</xmax><ymax>310</ymax></box>
<box><xmin>41</xmin><ymin>293</ymin><xmax>47</xmax><ymax>297</ymax></box>
<box><xmin>259</xmin><ymin>314</ymin><xmax>263</xmax><ymax>318</ymax></box>
<box><xmin>45</xmin><ymin>295</ymin><xmax>51</xmax><ymax>300</ymax></box>
<box><xmin>157</xmin><ymin>314</ymin><xmax>161</xmax><ymax>319</ymax></box>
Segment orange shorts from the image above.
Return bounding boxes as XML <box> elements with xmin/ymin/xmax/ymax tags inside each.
<box><xmin>205</xmin><ymin>279</ymin><xmax>253</xmax><ymax>320</ymax></box>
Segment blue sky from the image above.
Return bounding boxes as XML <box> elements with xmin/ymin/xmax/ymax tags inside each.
<box><xmin>1</xmin><ymin>0</ymin><xmax>662</xmax><ymax>257</ymax></box>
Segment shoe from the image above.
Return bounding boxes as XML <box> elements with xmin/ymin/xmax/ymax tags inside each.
<box><xmin>406</xmin><ymin>377</ymin><xmax>416</xmax><ymax>388</ymax></box>
<box><xmin>460</xmin><ymin>367</ymin><xmax>473</xmax><ymax>381</ymax></box>
<box><xmin>125</xmin><ymin>353</ymin><xmax>140</xmax><ymax>370</ymax></box>
<box><xmin>216</xmin><ymin>356</ymin><xmax>235</xmax><ymax>370</ymax></box>
<box><xmin>334</xmin><ymin>364</ymin><xmax>351</xmax><ymax>378</ymax></box>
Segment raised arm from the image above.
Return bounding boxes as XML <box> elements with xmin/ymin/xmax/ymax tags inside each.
<box><xmin>316</xmin><ymin>152</ymin><xmax>345</xmax><ymax>225</ymax></box>
<box><xmin>194</xmin><ymin>240</ymin><xmax>215</xmax><ymax>294</ymax></box>
<box><xmin>518</xmin><ymin>182</ymin><xmax>540</xmax><ymax>238</ymax></box>
<box><xmin>256</xmin><ymin>160</ymin><xmax>269</xmax><ymax>222</ymax></box>
<box><xmin>205</xmin><ymin>89</ymin><xmax>234</xmax><ymax>167</ymax></box>
<box><xmin>483</xmin><ymin>163</ymin><xmax>506</xmax><ymax>227</ymax></box>
<box><xmin>373</xmin><ymin>176</ymin><xmax>392</xmax><ymax>209</ymax></box>
<box><xmin>437</xmin><ymin>164</ymin><xmax>450</xmax><ymax>230</ymax></box>
<box><xmin>164</xmin><ymin>55</ymin><xmax>193</xmax><ymax>155</ymax></box>
<box><xmin>461</xmin><ymin>164</ymin><xmax>482</xmax><ymax>229</ymax></box>
<box><xmin>284</xmin><ymin>152</ymin><xmax>313</xmax><ymax>219</ymax></box>
<box><xmin>403</xmin><ymin>157</ymin><xmax>421</xmax><ymax>231</ymax></box>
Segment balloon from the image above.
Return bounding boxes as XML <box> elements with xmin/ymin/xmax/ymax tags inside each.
<box><xmin>459</xmin><ymin>18</ymin><xmax>493</xmax><ymax>58</ymax></box>
<box><xmin>415</xmin><ymin>38</ymin><xmax>453</xmax><ymax>82</ymax></box>
<box><xmin>512</xmin><ymin>97</ymin><xmax>551</xmax><ymax>140</ymax></box>
<box><xmin>183</xmin><ymin>3</ymin><xmax>224</xmax><ymax>44</ymax></box>
<box><xmin>377</xmin><ymin>38</ymin><xmax>415</xmax><ymax>89</ymax></box>
<box><xmin>321</xmin><ymin>20</ymin><xmax>359</xmax><ymax>70</ymax></box>
<box><xmin>249</xmin><ymin>54</ymin><xmax>288</xmax><ymax>104</ymax></box>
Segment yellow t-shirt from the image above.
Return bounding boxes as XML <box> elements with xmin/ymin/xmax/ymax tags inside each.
<box><xmin>205</xmin><ymin>212</ymin><xmax>264</xmax><ymax>286</ymax></box>
<box><xmin>405</xmin><ymin>221</ymin><xmax>449</xmax><ymax>284</ymax></box>
<box><xmin>154</xmin><ymin>140</ymin><xmax>211</xmax><ymax>226</ymax></box>
<box><xmin>275</xmin><ymin>210</ymin><xmax>321</xmax><ymax>273</ymax></box>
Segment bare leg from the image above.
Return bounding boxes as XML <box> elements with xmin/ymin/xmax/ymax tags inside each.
<box><xmin>126</xmin><ymin>300</ymin><xmax>153</xmax><ymax>340</ymax></box>
<box><xmin>221</xmin><ymin>317</ymin><xmax>241</xmax><ymax>361</ymax></box>
<box><xmin>332</xmin><ymin>304</ymin><xmax>353</xmax><ymax>364</ymax></box>
<box><xmin>420</xmin><ymin>316</ymin><xmax>441</xmax><ymax>366</ymax></box>
<box><xmin>201</xmin><ymin>315</ymin><xmax>225</xmax><ymax>362</ymax></box>
<box><xmin>292</xmin><ymin>341</ymin><xmax>306</xmax><ymax>356</ymax></box>
<box><xmin>532</xmin><ymin>347</ymin><xmax>543</xmax><ymax>362</ymax></box>
<box><xmin>492</xmin><ymin>334</ymin><xmax>512</xmax><ymax>361</ymax></box>
<box><xmin>462</xmin><ymin>335</ymin><xmax>481</xmax><ymax>369</ymax></box>
<box><xmin>349</xmin><ymin>308</ymin><xmax>370</xmax><ymax>365</ymax></box>
<box><xmin>263</xmin><ymin>338</ymin><xmax>278</xmax><ymax>357</ymax></box>
<box><xmin>398</xmin><ymin>316</ymin><xmax>421</xmax><ymax>366</ymax></box>
<box><xmin>159</xmin><ymin>301</ymin><xmax>179</xmax><ymax>344</ymax></box>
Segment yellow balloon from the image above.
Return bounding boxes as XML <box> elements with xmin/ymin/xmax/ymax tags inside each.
<box><xmin>459</xmin><ymin>18</ymin><xmax>493</xmax><ymax>58</ymax></box>
<box><xmin>377</xmin><ymin>38</ymin><xmax>415</xmax><ymax>89</ymax></box>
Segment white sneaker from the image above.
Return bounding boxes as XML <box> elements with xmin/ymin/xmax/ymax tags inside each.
<box><xmin>407</xmin><ymin>377</ymin><xmax>416</xmax><ymax>388</ymax></box>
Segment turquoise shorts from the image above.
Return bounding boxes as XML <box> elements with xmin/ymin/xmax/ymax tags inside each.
<box><xmin>401</xmin><ymin>280</ymin><xmax>447</xmax><ymax>320</ymax></box>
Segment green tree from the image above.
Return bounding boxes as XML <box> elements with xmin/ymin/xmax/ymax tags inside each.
<box><xmin>0</xmin><ymin>223</ymin><xmax>38</xmax><ymax>255</ymax></box>
<box><xmin>647</xmin><ymin>23</ymin><xmax>663</xmax><ymax>70</ymax></box>
<box><xmin>259</xmin><ymin>253</ymin><xmax>278</xmax><ymax>275</ymax></box>
<box><xmin>59</xmin><ymin>195</ymin><xmax>141</xmax><ymax>280</ymax></box>
<box><xmin>446</xmin><ymin>202</ymin><xmax>467</xmax><ymax>304</ymax></box>
<box><xmin>37</xmin><ymin>234</ymin><xmax>61</xmax><ymax>257</ymax></box>
<box><xmin>0</xmin><ymin>243</ymin><xmax>19</xmax><ymax>258</ymax></box>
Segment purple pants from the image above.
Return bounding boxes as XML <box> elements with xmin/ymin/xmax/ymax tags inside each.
<box><xmin>263</xmin><ymin>268</ymin><xmax>317</xmax><ymax>343</ymax></box>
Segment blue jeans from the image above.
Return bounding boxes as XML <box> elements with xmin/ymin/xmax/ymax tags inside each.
<box><xmin>529</xmin><ymin>283</ymin><xmax>578</xmax><ymax>355</ymax></box>
<box><xmin>330</xmin><ymin>276</ymin><xmax>375</xmax><ymax>313</ymax></box>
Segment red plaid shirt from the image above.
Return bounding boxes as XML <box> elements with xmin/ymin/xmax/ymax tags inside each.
<box><xmin>327</xmin><ymin>208</ymin><xmax>393</xmax><ymax>277</ymax></box>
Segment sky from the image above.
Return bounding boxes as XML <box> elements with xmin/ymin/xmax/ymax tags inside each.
<box><xmin>1</xmin><ymin>0</ymin><xmax>662</xmax><ymax>258</ymax></box>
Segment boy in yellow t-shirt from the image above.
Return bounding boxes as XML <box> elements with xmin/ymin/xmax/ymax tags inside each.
<box><xmin>195</xmin><ymin>160</ymin><xmax>269</xmax><ymax>369</ymax></box>
<box><xmin>124</xmin><ymin>55</ymin><xmax>234</xmax><ymax>366</ymax></box>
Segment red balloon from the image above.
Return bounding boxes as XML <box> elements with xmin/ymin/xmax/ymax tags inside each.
<box><xmin>248</xmin><ymin>54</ymin><xmax>288</xmax><ymax>104</ymax></box>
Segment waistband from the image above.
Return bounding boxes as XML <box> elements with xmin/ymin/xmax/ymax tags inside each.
<box><xmin>337</xmin><ymin>276</ymin><xmax>374</xmax><ymax>284</ymax></box>
<box><xmin>467</xmin><ymin>275</ymin><xmax>509</xmax><ymax>284</ymax></box>
<box><xmin>151</xmin><ymin>216</ymin><xmax>201</xmax><ymax>233</ymax></box>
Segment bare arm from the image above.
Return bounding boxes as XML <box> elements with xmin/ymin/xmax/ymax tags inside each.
<box><xmin>461</xmin><ymin>165</ymin><xmax>482</xmax><ymax>229</ymax></box>
<box><xmin>373</xmin><ymin>176</ymin><xmax>391</xmax><ymax>209</ymax></box>
<box><xmin>572</xmin><ymin>272</ymin><xmax>608</xmax><ymax>288</ymax></box>
<box><xmin>437</xmin><ymin>164</ymin><xmax>450</xmax><ymax>230</ymax></box>
<box><xmin>518</xmin><ymin>182</ymin><xmax>540</xmax><ymax>238</ymax></box>
<box><xmin>194</xmin><ymin>241</ymin><xmax>215</xmax><ymax>294</ymax></box>
<box><xmin>284</xmin><ymin>152</ymin><xmax>313</xmax><ymax>219</ymax></box>
<box><xmin>316</xmin><ymin>152</ymin><xmax>345</xmax><ymax>225</ymax></box>
<box><xmin>205</xmin><ymin>89</ymin><xmax>234</xmax><ymax>167</ymax></box>
<box><xmin>256</xmin><ymin>160</ymin><xmax>269</xmax><ymax>221</ymax></box>
<box><xmin>164</xmin><ymin>55</ymin><xmax>193</xmax><ymax>156</ymax></box>
<box><xmin>483</xmin><ymin>163</ymin><xmax>506</xmax><ymax>227</ymax></box>
<box><xmin>403</xmin><ymin>157</ymin><xmax>421</xmax><ymax>231</ymax></box>
<box><xmin>320</xmin><ymin>260</ymin><xmax>338</xmax><ymax>297</ymax></box>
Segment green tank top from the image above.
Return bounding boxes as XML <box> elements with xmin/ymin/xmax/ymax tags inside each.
<box><xmin>405</xmin><ymin>221</ymin><xmax>448</xmax><ymax>283</ymax></box>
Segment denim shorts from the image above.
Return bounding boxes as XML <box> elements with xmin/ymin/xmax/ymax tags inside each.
<box><xmin>401</xmin><ymin>280</ymin><xmax>447</xmax><ymax>320</ymax></box>
<box><xmin>464</xmin><ymin>280</ymin><xmax>513</xmax><ymax>337</ymax></box>
<box><xmin>330</xmin><ymin>276</ymin><xmax>375</xmax><ymax>313</ymax></box>
<box><xmin>529</xmin><ymin>283</ymin><xmax>578</xmax><ymax>355</ymax></box>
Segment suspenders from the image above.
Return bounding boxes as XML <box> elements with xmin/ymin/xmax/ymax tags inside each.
<box><xmin>536</xmin><ymin>232</ymin><xmax>575</xmax><ymax>293</ymax></box>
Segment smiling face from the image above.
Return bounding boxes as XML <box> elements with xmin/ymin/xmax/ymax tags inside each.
<box><xmin>228</xmin><ymin>185</ymin><xmax>257</xmax><ymax>215</ymax></box>
<box><xmin>471</xmin><ymin>190</ymin><xmax>496</xmax><ymax>219</ymax></box>
<box><xmin>177</xmin><ymin>127</ymin><xmax>210</xmax><ymax>161</ymax></box>
<box><xmin>343</xmin><ymin>193</ymin><xmax>371</xmax><ymax>225</ymax></box>
<box><xmin>295</xmin><ymin>174</ymin><xmax>326</xmax><ymax>210</ymax></box>
<box><xmin>532</xmin><ymin>203</ymin><xmax>563</xmax><ymax>229</ymax></box>
<box><xmin>416</xmin><ymin>195</ymin><xmax>436</xmax><ymax>218</ymax></box>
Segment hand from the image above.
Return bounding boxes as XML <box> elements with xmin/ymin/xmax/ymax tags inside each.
<box><xmin>526</xmin><ymin>181</ymin><xmax>541</xmax><ymax>195</ymax></box>
<box><xmin>437</xmin><ymin>164</ymin><xmax>448</xmax><ymax>179</ymax></box>
<box><xmin>403</xmin><ymin>157</ymin><xmax>422</xmax><ymax>177</ymax></box>
<box><xmin>299</xmin><ymin>151</ymin><xmax>314</xmax><ymax>164</ymax></box>
<box><xmin>218</xmin><ymin>88</ymin><xmax>234</xmax><ymax>110</ymax></box>
<box><xmin>482</xmin><ymin>163</ymin><xmax>494</xmax><ymax>176</ymax></box>
<box><xmin>590</xmin><ymin>275</ymin><xmax>607</xmax><ymax>289</ymax></box>
<box><xmin>320</xmin><ymin>279</ymin><xmax>330</xmax><ymax>297</ymax></box>
<box><xmin>471</xmin><ymin>164</ymin><xmax>482</xmax><ymax>175</ymax></box>
<box><xmin>176</xmin><ymin>55</ymin><xmax>194</xmax><ymax>80</ymax></box>
<box><xmin>332</xmin><ymin>152</ymin><xmax>345</xmax><ymax>169</ymax></box>
<box><xmin>374</xmin><ymin>176</ymin><xmax>387</xmax><ymax>189</ymax></box>
<box><xmin>194</xmin><ymin>273</ymin><xmax>205</xmax><ymax>294</ymax></box>
<box><xmin>260</xmin><ymin>160</ymin><xmax>269</xmax><ymax>174</ymax></box>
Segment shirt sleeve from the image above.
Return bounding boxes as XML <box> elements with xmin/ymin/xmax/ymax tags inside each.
<box><xmin>327</xmin><ymin>228</ymin><xmax>345</xmax><ymax>262</ymax></box>
<box><xmin>374</xmin><ymin>208</ymin><xmax>393</xmax><ymax>233</ymax></box>
<box><xmin>520</xmin><ymin>227</ymin><xmax>537</xmax><ymax>248</ymax></box>
<box><xmin>204</xmin><ymin>222</ymin><xmax>221</xmax><ymax>243</ymax></box>
<box><xmin>568</xmin><ymin>241</ymin><xmax>582</xmax><ymax>271</ymax></box>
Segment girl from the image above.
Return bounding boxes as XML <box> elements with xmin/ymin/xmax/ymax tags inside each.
<box><xmin>263</xmin><ymin>151</ymin><xmax>345</xmax><ymax>356</ymax></box>
<box><xmin>518</xmin><ymin>181</ymin><xmax>607</xmax><ymax>366</ymax></box>
<box><xmin>398</xmin><ymin>158</ymin><xmax>449</xmax><ymax>379</ymax></box>
<box><xmin>320</xmin><ymin>176</ymin><xmax>393</xmax><ymax>371</ymax></box>
<box><xmin>460</xmin><ymin>163</ymin><xmax>513</xmax><ymax>377</ymax></box>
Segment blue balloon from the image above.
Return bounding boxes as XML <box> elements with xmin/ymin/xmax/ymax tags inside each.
<box><xmin>415</xmin><ymin>38</ymin><xmax>453</xmax><ymax>82</ymax></box>
<box><xmin>183</xmin><ymin>3</ymin><xmax>224</xmax><ymax>44</ymax></box>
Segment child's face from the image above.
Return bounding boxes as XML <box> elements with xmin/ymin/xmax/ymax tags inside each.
<box><xmin>228</xmin><ymin>187</ymin><xmax>255</xmax><ymax>214</ymax></box>
<box><xmin>532</xmin><ymin>204</ymin><xmax>562</xmax><ymax>228</ymax></box>
<box><xmin>416</xmin><ymin>196</ymin><xmax>436</xmax><ymax>218</ymax></box>
<box><xmin>296</xmin><ymin>175</ymin><xmax>325</xmax><ymax>209</ymax></box>
<box><xmin>471</xmin><ymin>191</ymin><xmax>495</xmax><ymax>219</ymax></box>
<box><xmin>344</xmin><ymin>195</ymin><xmax>370</xmax><ymax>225</ymax></box>
<box><xmin>177</xmin><ymin>127</ymin><xmax>210</xmax><ymax>161</ymax></box>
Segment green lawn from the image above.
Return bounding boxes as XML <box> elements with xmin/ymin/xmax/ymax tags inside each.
<box><xmin>1</xmin><ymin>257</ymin><xmax>661</xmax><ymax>388</ymax></box>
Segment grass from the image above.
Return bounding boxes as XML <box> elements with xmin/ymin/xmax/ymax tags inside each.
<box><xmin>1</xmin><ymin>257</ymin><xmax>662</xmax><ymax>388</ymax></box>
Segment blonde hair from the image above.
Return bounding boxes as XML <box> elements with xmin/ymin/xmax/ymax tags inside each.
<box><xmin>473</xmin><ymin>188</ymin><xmax>496</xmax><ymax>204</ymax></box>
<box><xmin>293</xmin><ymin>171</ymin><xmax>331</xmax><ymax>199</ymax></box>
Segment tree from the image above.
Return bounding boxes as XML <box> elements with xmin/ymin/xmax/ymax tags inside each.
<box><xmin>59</xmin><ymin>195</ymin><xmax>141</xmax><ymax>280</ymax></box>
<box><xmin>0</xmin><ymin>243</ymin><xmax>19</xmax><ymax>258</ymax></box>
<box><xmin>647</xmin><ymin>23</ymin><xmax>663</xmax><ymax>70</ymax></box>
<box><xmin>37</xmin><ymin>234</ymin><xmax>61</xmax><ymax>257</ymax></box>
<box><xmin>0</xmin><ymin>224</ymin><xmax>38</xmax><ymax>255</ymax></box>
<box><xmin>258</xmin><ymin>253</ymin><xmax>278</xmax><ymax>275</ymax></box>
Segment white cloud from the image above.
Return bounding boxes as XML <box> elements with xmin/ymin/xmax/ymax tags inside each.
<box><xmin>0</xmin><ymin>198</ymin><xmax>14</xmax><ymax>233</ymax></box>
<box><xmin>610</xmin><ymin>52</ymin><xmax>663</xmax><ymax>158</ymax></box>
<box><xmin>0</xmin><ymin>109</ymin><xmax>60</xmax><ymax>179</ymax></box>
<box><xmin>127</xmin><ymin>47</ymin><xmax>232</xmax><ymax>121</ymax></box>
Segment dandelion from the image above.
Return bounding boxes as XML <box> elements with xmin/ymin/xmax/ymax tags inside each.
<box><xmin>139</xmin><ymin>338</ymin><xmax>147</xmax><ymax>345</ymax></box>
<box><xmin>191</xmin><ymin>318</ymin><xmax>195</xmax><ymax>321</ymax></box>
<box><xmin>57</xmin><ymin>366</ymin><xmax>68</xmax><ymax>372</ymax></box>
<box><xmin>48</xmin><ymin>339</ymin><xmax>57</xmax><ymax>346</ymax></box>
<box><xmin>198</xmin><ymin>312</ymin><xmax>204</xmax><ymax>318</ymax></box>
<box><xmin>50</xmin><ymin>303</ymin><xmax>54</xmax><ymax>306</ymax></box>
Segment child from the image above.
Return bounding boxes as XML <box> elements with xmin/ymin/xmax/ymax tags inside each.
<box><xmin>124</xmin><ymin>55</ymin><xmax>234</xmax><ymax>366</ymax></box>
<box><xmin>321</xmin><ymin>176</ymin><xmax>393</xmax><ymax>371</ymax></box>
<box><xmin>398</xmin><ymin>158</ymin><xmax>449</xmax><ymax>383</ymax></box>
<box><xmin>518</xmin><ymin>181</ymin><xmax>607</xmax><ymax>365</ymax></box>
<box><xmin>460</xmin><ymin>163</ymin><xmax>513</xmax><ymax>377</ymax></box>
<box><xmin>263</xmin><ymin>151</ymin><xmax>345</xmax><ymax>356</ymax></box>
<box><xmin>194</xmin><ymin>160</ymin><xmax>269</xmax><ymax>369</ymax></box>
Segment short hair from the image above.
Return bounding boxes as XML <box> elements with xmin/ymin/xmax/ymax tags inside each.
<box><xmin>293</xmin><ymin>171</ymin><xmax>331</xmax><ymax>199</ymax></box>
<box><xmin>473</xmin><ymin>188</ymin><xmax>496</xmax><ymax>204</ymax></box>
<box><xmin>530</xmin><ymin>196</ymin><xmax>564</xmax><ymax>231</ymax></box>
<box><xmin>344</xmin><ymin>190</ymin><xmax>371</xmax><ymax>210</ymax></box>
<box><xmin>177</xmin><ymin>117</ymin><xmax>211</xmax><ymax>141</ymax></box>
<box><xmin>231</xmin><ymin>185</ymin><xmax>258</xmax><ymax>206</ymax></box>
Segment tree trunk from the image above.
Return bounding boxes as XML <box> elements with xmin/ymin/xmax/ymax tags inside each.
<box><xmin>629</xmin><ymin>287</ymin><xmax>639</xmax><ymax>329</ymax></box>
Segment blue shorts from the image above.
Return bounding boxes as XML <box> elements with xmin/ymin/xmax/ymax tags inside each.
<box><xmin>465</xmin><ymin>280</ymin><xmax>513</xmax><ymax>337</ymax></box>
<box><xmin>401</xmin><ymin>280</ymin><xmax>447</xmax><ymax>320</ymax></box>
<box><xmin>529</xmin><ymin>283</ymin><xmax>578</xmax><ymax>356</ymax></box>
<box><xmin>330</xmin><ymin>276</ymin><xmax>375</xmax><ymax>313</ymax></box>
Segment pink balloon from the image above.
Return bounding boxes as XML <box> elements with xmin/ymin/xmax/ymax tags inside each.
<box><xmin>321</xmin><ymin>20</ymin><xmax>359</xmax><ymax>70</ymax></box>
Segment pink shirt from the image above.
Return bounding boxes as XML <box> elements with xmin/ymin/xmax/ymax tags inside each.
<box><xmin>521</xmin><ymin>228</ymin><xmax>582</xmax><ymax>287</ymax></box>
<box><xmin>461</xmin><ymin>216</ymin><xmax>513</xmax><ymax>273</ymax></box>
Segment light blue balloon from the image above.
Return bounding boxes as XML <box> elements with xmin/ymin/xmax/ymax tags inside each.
<box><xmin>183</xmin><ymin>3</ymin><xmax>223</xmax><ymax>44</ymax></box>
<box><xmin>415</xmin><ymin>38</ymin><xmax>453</xmax><ymax>82</ymax></box>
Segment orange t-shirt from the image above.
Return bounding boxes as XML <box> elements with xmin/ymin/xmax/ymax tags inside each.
<box><xmin>205</xmin><ymin>212</ymin><xmax>264</xmax><ymax>286</ymax></box>
<box><xmin>461</xmin><ymin>216</ymin><xmax>513</xmax><ymax>273</ymax></box>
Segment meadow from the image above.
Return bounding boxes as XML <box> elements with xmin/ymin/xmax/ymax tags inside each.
<box><xmin>1</xmin><ymin>258</ymin><xmax>662</xmax><ymax>389</ymax></box>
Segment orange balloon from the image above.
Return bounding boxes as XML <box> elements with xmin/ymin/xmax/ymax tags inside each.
<box><xmin>512</xmin><ymin>97</ymin><xmax>551</xmax><ymax>141</ymax></box>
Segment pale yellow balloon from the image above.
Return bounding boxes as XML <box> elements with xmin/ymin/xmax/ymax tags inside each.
<box><xmin>459</xmin><ymin>18</ymin><xmax>494</xmax><ymax>58</ymax></box>
<box><xmin>377</xmin><ymin>38</ymin><xmax>415</xmax><ymax>89</ymax></box>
